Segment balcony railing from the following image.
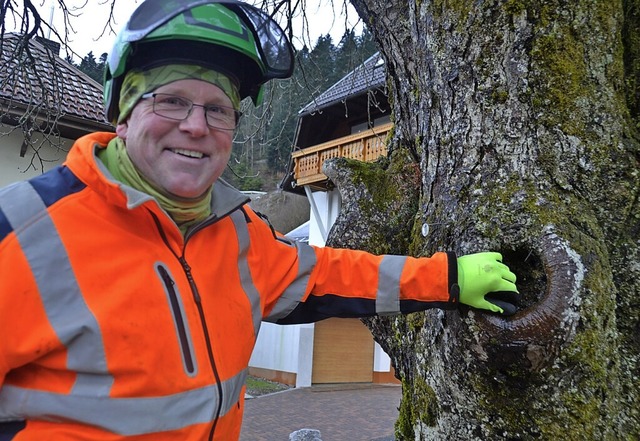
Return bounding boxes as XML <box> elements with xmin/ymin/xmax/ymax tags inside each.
<box><xmin>291</xmin><ymin>122</ymin><xmax>393</xmax><ymax>190</ymax></box>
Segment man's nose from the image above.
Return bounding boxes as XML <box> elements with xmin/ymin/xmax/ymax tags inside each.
<box><xmin>180</xmin><ymin>104</ymin><xmax>210</xmax><ymax>134</ymax></box>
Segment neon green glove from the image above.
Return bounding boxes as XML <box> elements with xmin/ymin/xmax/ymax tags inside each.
<box><xmin>457</xmin><ymin>252</ymin><xmax>519</xmax><ymax>315</ymax></box>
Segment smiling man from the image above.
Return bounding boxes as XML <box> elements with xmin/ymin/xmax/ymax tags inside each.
<box><xmin>0</xmin><ymin>1</ymin><xmax>519</xmax><ymax>440</ymax></box>
<box><xmin>115</xmin><ymin>78</ymin><xmax>237</xmax><ymax>200</ymax></box>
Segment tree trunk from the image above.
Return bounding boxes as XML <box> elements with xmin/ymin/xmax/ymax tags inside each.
<box><xmin>327</xmin><ymin>0</ymin><xmax>639</xmax><ymax>439</ymax></box>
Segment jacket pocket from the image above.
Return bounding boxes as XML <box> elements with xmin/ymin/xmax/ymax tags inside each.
<box><xmin>155</xmin><ymin>263</ymin><xmax>198</xmax><ymax>376</ymax></box>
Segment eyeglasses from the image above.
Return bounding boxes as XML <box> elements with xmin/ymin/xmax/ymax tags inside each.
<box><xmin>141</xmin><ymin>93</ymin><xmax>242</xmax><ymax>130</ymax></box>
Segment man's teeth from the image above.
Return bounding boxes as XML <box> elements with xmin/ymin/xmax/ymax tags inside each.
<box><xmin>172</xmin><ymin>148</ymin><xmax>204</xmax><ymax>159</ymax></box>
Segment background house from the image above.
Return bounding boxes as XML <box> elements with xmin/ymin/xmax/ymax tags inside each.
<box><xmin>249</xmin><ymin>52</ymin><xmax>399</xmax><ymax>387</ymax></box>
<box><xmin>0</xmin><ymin>34</ymin><xmax>112</xmax><ymax>187</ymax></box>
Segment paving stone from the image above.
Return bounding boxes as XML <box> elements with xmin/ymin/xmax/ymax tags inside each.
<box><xmin>241</xmin><ymin>384</ymin><xmax>401</xmax><ymax>441</ymax></box>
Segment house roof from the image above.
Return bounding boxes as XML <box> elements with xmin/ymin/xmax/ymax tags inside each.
<box><xmin>0</xmin><ymin>33</ymin><xmax>112</xmax><ymax>132</ymax></box>
<box><xmin>299</xmin><ymin>52</ymin><xmax>386</xmax><ymax>115</ymax></box>
<box><xmin>280</xmin><ymin>51</ymin><xmax>391</xmax><ymax>194</ymax></box>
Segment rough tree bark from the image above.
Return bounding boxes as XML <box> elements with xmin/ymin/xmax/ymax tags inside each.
<box><xmin>326</xmin><ymin>0</ymin><xmax>639</xmax><ymax>439</ymax></box>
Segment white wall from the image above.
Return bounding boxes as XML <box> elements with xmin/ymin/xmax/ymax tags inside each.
<box><xmin>374</xmin><ymin>345</ymin><xmax>392</xmax><ymax>373</ymax></box>
<box><xmin>249</xmin><ymin>322</ymin><xmax>302</xmax><ymax>374</ymax></box>
<box><xmin>248</xmin><ymin>188</ymin><xmax>395</xmax><ymax>385</ymax></box>
<box><xmin>0</xmin><ymin>127</ymin><xmax>71</xmax><ymax>187</ymax></box>
<box><xmin>248</xmin><ymin>322</ymin><xmax>315</xmax><ymax>388</ymax></box>
<box><xmin>307</xmin><ymin>189</ymin><xmax>341</xmax><ymax>247</ymax></box>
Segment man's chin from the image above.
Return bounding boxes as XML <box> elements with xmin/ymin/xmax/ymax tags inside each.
<box><xmin>156</xmin><ymin>180</ymin><xmax>213</xmax><ymax>202</ymax></box>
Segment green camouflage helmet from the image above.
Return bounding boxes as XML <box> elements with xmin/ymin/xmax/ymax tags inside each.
<box><xmin>104</xmin><ymin>0</ymin><xmax>294</xmax><ymax>123</ymax></box>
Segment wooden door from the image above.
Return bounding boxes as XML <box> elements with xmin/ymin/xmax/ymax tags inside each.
<box><xmin>311</xmin><ymin>318</ymin><xmax>374</xmax><ymax>384</ymax></box>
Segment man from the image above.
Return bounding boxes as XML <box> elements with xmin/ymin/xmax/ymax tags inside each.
<box><xmin>0</xmin><ymin>0</ymin><xmax>518</xmax><ymax>439</ymax></box>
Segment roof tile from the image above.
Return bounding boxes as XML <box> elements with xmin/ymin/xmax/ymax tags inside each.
<box><xmin>0</xmin><ymin>33</ymin><xmax>108</xmax><ymax>124</ymax></box>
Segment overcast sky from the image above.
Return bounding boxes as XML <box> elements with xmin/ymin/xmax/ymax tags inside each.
<box><xmin>32</xmin><ymin>0</ymin><xmax>360</xmax><ymax>61</ymax></box>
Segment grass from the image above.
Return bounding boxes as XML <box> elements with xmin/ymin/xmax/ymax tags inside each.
<box><xmin>245</xmin><ymin>375</ymin><xmax>290</xmax><ymax>397</ymax></box>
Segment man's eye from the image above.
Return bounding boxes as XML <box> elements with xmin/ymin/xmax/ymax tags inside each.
<box><xmin>207</xmin><ymin>105</ymin><xmax>232</xmax><ymax>116</ymax></box>
<box><xmin>158</xmin><ymin>96</ymin><xmax>189</xmax><ymax>107</ymax></box>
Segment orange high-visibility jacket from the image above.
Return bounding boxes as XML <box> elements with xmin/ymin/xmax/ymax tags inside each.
<box><xmin>0</xmin><ymin>132</ymin><xmax>458</xmax><ymax>440</ymax></box>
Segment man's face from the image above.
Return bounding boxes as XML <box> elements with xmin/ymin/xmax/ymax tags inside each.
<box><xmin>116</xmin><ymin>79</ymin><xmax>235</xmax><ymax>199</ymax></box>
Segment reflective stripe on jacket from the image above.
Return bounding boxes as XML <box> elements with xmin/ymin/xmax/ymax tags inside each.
<box><xmin>0</xmin><ymin>132</ymin><xmax>457</xmax><ymax>440</ymax></box>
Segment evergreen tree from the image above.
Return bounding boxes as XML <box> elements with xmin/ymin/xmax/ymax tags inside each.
<box><xmin>306</xmin><ymin>34</ymin><xmax>337</xmax><ymax>93</ymax></box>
<box><xmin>357</xmin><ymin>28</ymin><xmax>378</xmax><ymax>59</ymax></box>
<box><xmin>77</xmin><ymin>51</ymin><xmax>106</xmax><ymax>83</ymax></box>
<box><xmin>335</xmin><ymin>29</ymin><xmax>360</xmax><ymax>77</ymax></box>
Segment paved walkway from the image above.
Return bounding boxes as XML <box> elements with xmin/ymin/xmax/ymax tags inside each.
<box><xmin>240</xmin><ymin>383</ymin><xmax>402</xmax><ymax>441</ymax></box>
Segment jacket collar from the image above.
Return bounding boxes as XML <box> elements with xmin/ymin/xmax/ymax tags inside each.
<box><xmin>67</xmin><ymin>132</ymin><xmax>250</xmax><ymax>220</ymax></box>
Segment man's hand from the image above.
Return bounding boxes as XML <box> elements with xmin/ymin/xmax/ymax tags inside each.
<box><xmin>457</xmin><ymin>252</ymin><xmax>519</xmax><ymax>315</ymax></box>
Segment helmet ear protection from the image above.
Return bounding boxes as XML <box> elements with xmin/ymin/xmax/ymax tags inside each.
<box><xmin>104</xmin><ymin>0</ymin><xmax>294</xmax><ymax>123</ymax></box>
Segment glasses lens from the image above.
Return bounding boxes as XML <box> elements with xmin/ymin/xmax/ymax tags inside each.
<box><xmin>205</xmin><ymin>105</ymin><xmax>240</xmax><ymax>130</ymax></box>
<box><xmin>153</xmin><ymin>94</ymin><xmax>192</xmax><ymax>119</ymax></box>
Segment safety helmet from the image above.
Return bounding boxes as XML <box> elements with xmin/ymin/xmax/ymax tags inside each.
<box><xmin>104</xmin><ymin>0</ymin><xmax>294</xmax><ymax>123</ymax></box>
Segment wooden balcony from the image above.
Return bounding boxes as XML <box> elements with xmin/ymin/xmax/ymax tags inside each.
<box><xmin>291</xmin><ymin>122</ymin><xmax>393</xmax><ymax>190</ymax></box>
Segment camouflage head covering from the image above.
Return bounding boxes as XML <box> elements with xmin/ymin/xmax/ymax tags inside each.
<box><xmin>117</xmin><ymin>64</ymin><xmax>241</xmax><ymax>123</ymax></box>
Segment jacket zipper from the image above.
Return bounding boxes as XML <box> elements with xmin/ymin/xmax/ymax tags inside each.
<box><xmin>179</xmin><ymin>256</ymin><xmax>224</xmax><ymax>441</ymax></box>
<box><xmin>156</xmin><ymin>265</ymin><xmax>196</xmax><ymax>375</ymax></box>
<box><xmin>150</xmin><ymin>212</ymin><xmax>229</xmax><ymax>441</ymax></box>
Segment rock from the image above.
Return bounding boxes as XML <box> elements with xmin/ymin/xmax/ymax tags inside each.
<box><xmin>289</xmin><ymin>428</ymin><xmax>322</xmax><ymax>440</ymax></box>
<box><xmin>247</xmin><ymin>190</ymin><xmax>310</xmax><ymax>234</ymax></box>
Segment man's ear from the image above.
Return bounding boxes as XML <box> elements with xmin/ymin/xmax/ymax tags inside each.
<box><xmin>115</xmin><ymin>122</ymin><xmax>128</xmax><ymax>140</ymax></box>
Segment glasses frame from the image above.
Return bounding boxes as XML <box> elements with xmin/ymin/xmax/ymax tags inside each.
<box><xmin>141</xmin><ymin>92</ymin><xmax>242</xmax><ymax>131</ymax></box>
